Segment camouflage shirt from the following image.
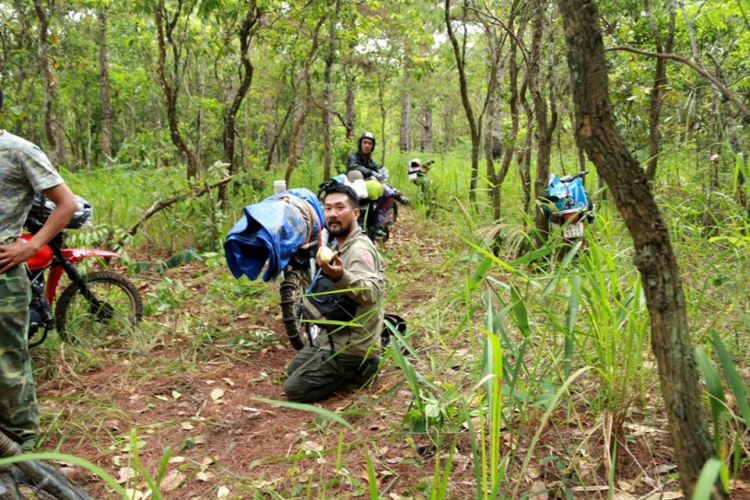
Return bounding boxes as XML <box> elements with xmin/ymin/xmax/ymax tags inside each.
<box><xmin>0</xmin><ymin>130</ymin><xmax>63</xmax><ymax>245</ymax></box>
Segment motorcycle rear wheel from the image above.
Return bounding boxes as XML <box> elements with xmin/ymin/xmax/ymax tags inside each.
<box><xmin>55</xmin><ymin>271</ymin><xmax>143</xmax><ymax>345</ymax></box>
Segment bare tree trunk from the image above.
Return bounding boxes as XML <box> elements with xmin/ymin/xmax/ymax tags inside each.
<box><xmin>322</xmin><ymin>0</ymin><xmax>341</xmax><ymax>181</ymax></box>
<box><xmin>419</xmin><ymin>102</ymin><xmax>433</xmax><ymax>152</ymax></box>
<box><xmin>284</xmin><ymin>18</ymin><xmax>325</xmax><ymax>185</ymax></box>
<box><xmin>445</xmin><ymin>0</ymin><xmax>480</xmax><ymax>206</ymax></box>
<box><xmin>378</xmin><ymin>74</ymin><xmax>388</xmax><ymax>166</ymax></box>
<box><xmin>519</xmin><ymin>78</ymin><xmax>534</xmax><ymax>215</ymax></box>
<box><xmin>154</xmin><ymin>0</ymin><xmax>199</xmax><ymax>179</ymax></box>
<box><xmin>644</xmin><ymin>0</ymin><xmax>675</xmax><ymax>181</ymax></box>
<box><xmin>98</xmin><ymin>7</ymin><xmax>113</xmax><ymax>165</ymax></box>
<box><xmin>345</xmin><ymin>75</ymin><xmax>356</xmax><ymax>140</ymax></box>
<box><xmin>498</xmin><ymin>3</ymin><xmax>523</xmax><ymax>209</ymax></box>
<box><xmin>221</xmin><ymin>3</ymin><xmax>260</xmax><ymax>201</ymax></box>
<box><xmin>558</xmin><ymin>1</ymin><xmax>721</xmax><ymax>497</ymax></box>
<box><xmin>530</xmin><ymin>0</ymin><xmax>554</xmax><ymax>244</ymax></box>
<box><xmin>399</xmin><ymin>90</ymin><xmax>411</xmax><ymax>152</ymax></box>
<box><xmin>33</xmin><ymin>0</ymin><xmax>58</xmax><ymax>161</ymax></box>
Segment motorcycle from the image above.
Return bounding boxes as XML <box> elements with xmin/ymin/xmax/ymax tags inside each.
<box><xmin>23</xmin><ymin>194</ymin><xmax>143</xmax><ymax>347</ymax></box>
<box><xmin>542</xmin><ymin>170</ymin><xmax>595</xmax><ymax>244</ymax></box>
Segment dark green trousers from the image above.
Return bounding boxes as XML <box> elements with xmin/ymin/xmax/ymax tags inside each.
<box><xmin>0</xmin><ymin>265</ymin><xmax>38</xmax><ymax>449</ymax></box>
<box><xmin>284</xmin><ymin>346</ymin><xmax>378</xmax><ymax>403</ymax></box>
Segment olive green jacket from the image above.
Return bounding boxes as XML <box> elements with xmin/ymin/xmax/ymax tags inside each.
<box><xmin>319</xmin><ymin>226</ymin><xmax>385</xmax><ymax>359</ymax></box>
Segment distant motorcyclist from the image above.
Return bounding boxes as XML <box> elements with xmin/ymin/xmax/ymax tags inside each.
<box><xmin>346</xmin><ymin>132</ymin><xmax>381</xmax><ymax>182</ymax></box>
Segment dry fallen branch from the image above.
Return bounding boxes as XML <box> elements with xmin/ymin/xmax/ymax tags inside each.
<box><xmin>125</xmin><ymin>176</ymin><xmax>234</xmax><ymax>238</ymax></box>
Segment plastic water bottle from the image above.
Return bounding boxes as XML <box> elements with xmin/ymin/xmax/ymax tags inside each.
<box><xmin>274</xmin><ymin>180</ymin><xmax>286</xmax><ymax>194</ymax></box>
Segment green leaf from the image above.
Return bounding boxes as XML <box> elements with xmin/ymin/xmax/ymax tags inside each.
<box><xmin>250</xmin><ymin>397</ymin><xmax>354</xmax><ymax>431</ymax></box>
<box><xmin>710</xmin><ymin>330</ymin><xmax>750</xmax><ymax>427</ymax></box>
<box><xmin>693</xmin><ymin>457</ymin><xmax>728</xmax><ymax>499</ymax></box>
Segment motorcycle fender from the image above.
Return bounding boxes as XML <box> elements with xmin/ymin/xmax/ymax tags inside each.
<box><xmin>62</xmin><ymin>248</ymin><xmax>120</xmax><ymax>263</ymax></box>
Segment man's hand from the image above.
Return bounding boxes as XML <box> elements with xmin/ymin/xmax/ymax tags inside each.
<box><xmin>317</xmin><ymin>252</ymin><xmax>344</xmax><ymax>282</ymax></box>
<box><xmin>0</xmin><ymin>239</ymin><xmax>37</xmax><ymax>274</ymax></box>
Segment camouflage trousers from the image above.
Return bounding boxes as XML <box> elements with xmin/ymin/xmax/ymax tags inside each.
<box><xmin>283</xmin><ymin>346</ymin><xmax>379</xmax><ymax>403</ymax></box>
<box><xmin>0</xmin><ymin>265</ymin><xmax>38</xmax><ymax>449</ymax></box>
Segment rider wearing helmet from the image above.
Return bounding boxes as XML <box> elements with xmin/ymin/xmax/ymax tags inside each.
<box><xmin>0</xmin><ymin>87</ymin><xmax>77</xmax><ymax>450</ymax></box>
<box><xmin>346</xmin><ymin>132</ymin><xmax>382</xmax><ymax>181</ymax></box>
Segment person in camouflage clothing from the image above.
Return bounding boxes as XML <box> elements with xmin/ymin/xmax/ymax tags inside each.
<box><xmin>0</xmin><ymin>88</ymin><xmax>77</xmax><ymax>449</ymax></box>
<box><xmin>284</xmin><ymin>183</ymin><xmax>386</xmax><ymax>403</ymax></box>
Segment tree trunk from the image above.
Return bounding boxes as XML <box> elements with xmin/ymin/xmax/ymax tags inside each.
<box><xmin>558</xmin><ymin>1</ymin><xmax>721</xmax><ymax>497</ymax></box>
<box><xmin>530</xmin><ymin>0</ymin><xmax>553</xmax><ymax>244</ymax></box>
<box><xmin>322</xmin><ymin>0</ymin><xmax>341</xmax><ymax>181</ymax></box>
<box><xmin>98</xmin><ymin>7</ymin><xmax>113</xmax><ymax>165</ymax></box>
<box><xmin>221</xmin><ymin>3</ymin><xmax>259</xmax><ymax>202</ymax></box>
<box><xmin>284</xmin><ymin>18</ymin><xmax>324</xmax><ymax>185</ymax></box>
<box><xmin>399</xmin><ymin>91</ymin><xmax>411</xmax><ymax>152</ymax></box>
<box><xmin>644</xmin><ymin>0</ymin><xmax>675</xmax><ymax>181</ymax></box>
<box><xmin>378</xmin><ymin>75</ymin><xmax>388</xmax><ymax>166</ymax></box>
<box><xmin>154</xmin><ymin>0</ymin><xmax>199</xmax><ymax>179</ymax></box>
<box><xmin>345</xmin><ymin>79</ymin><xmax>356</xmax><ymax>141</ymax></box>
<box><xmin>445</xmin><ymin>0</ymin><xmax>480</xmax><ymax>206</ymax></box>
<box><xmin>33</xmin><ymin>0</ymin><xmax>57</xmax><ymax>161</ymax></box>
<box><xmin>420</xmin><ymin>102</ymin><xmax>433</xmax><ymax>152</ymax></box>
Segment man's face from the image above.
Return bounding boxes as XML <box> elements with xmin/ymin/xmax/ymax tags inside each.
<box><xmin>324</xmin><ymin>192</ymin><xmax>359</xmax><ymax>238</ymax></box>
<box><xmin>360</xmin><ymin>138</ymin><xmax>374</xmax><ymax>155</ymax></box>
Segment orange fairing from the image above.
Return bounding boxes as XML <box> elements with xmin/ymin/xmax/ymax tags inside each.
<box><xmin>20</xmin><ymin>234</ymin><xmax>54</xmax><ymax>271</ymax></box>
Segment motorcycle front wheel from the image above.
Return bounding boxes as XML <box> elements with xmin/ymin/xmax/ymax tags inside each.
<box><xmin>279</xmin><ymin>267</ymin><xmax>312</xmax><ymax>351</ymax></box>
<box><xmin>55</xmin><ymin>271</ymin><xmax>143</xmax><ymax>345</ymax></box>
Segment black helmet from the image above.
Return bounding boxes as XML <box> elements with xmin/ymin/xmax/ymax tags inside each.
<box><xmin>25</xmin><ymin>192</ymin><xmax>93</xmax><ymax>233</ymax></box>
<box><xmin>357</xmin><ymin>131</ymin><xmax>376</xmax><ymax>153</ymax></box>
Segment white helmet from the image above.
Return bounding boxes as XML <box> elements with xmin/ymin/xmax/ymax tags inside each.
<box><xmin>409</xmin><ymin>158</ymin><xmax>422</xmax><ymax>167</ymax></box>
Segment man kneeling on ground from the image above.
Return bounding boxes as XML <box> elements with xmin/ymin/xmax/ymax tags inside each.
<box><xmin>284</xmin><ymin>184</ymin><xmax>385</xmax><ymax>403</ymax></box>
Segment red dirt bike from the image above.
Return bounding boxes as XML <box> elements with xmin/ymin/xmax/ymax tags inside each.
<box><xmin>23</xmin><ymin>195</ymin><xmax>143</xmax><ymax>347</ymax></box>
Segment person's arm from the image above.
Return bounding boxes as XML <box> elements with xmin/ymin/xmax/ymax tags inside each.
<box><xmin>0</xmin><ymin>183</ymin><xmax>77</xmax><ymax>273</ymax></box>
<box><xmin>346</xmin><ymin>152</ymin><xmax>361</xmax><ymax>171</ymax></box>
<box><xmin>332</xmin><ymin>248</ymin><xmax>384</xmax><ymax>305</ymax></box>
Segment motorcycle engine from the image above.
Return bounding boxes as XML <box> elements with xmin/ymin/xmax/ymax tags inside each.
<box><xmin>28</xmin><ymin>279</ymin><xmax>53</xmax><ymax>339</ymax></box>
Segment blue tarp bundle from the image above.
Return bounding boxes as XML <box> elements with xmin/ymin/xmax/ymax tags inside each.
<box><xmin>224</xmin><ymin>188</ymin><xmax>324</xmax><ymax>282</ymax></box>
<box><xmin>546</xmin><ymin>174</ymin><xmax>589</xmax><ymax>212</ymax></box>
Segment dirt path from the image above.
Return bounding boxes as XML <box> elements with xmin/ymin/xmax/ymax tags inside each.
<box><xmin>33</xmin><ymin>210</ymin><xmax>462</xmax><ymax>499</ymax></box>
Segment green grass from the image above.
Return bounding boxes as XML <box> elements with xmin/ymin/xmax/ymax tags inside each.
<box><xmin>26</xmin><ymin>146</ymin><xmax>749</xmax><ymax>498</ymax></box>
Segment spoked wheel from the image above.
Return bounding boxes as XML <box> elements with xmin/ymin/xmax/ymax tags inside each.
<box><xmin>279</xmin><ymin>268</ymin><xmax>312</xmax><ymax>351</ymax></box>
<box><xmin>55</xmin><ymin>271</ymin><xmax>143</xmax><ymax>345</ymax></box>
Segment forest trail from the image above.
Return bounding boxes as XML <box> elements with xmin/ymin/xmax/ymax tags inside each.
<box><xmin>34</xmin><ymin>209</ymin><xmax>466</xmax><ymax>499</ymax></box>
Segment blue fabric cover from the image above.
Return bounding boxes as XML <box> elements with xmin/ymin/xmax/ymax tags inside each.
<box><xmin>224</xmin><ymin>188</ymin><xmax>324</xmax><ymax>281</ymax></box>
<box><xmin>546</xmin><ymin>174</ymin><xmax>589</xmax><ymax>212</ymax></box>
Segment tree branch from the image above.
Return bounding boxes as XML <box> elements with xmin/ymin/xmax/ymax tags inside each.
<box><xmin>607</xmin><ymin>45</ymin><xmax>750</xmax><ymax>121</ymax></box>
<box><xmin>125</xmin><ymin>176</ymin><xmax>234</xmax><ymax>238</ymax></box>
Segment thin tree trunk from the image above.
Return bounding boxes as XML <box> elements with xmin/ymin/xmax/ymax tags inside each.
<box><xmin>445</xmin><ymin>0</ymin><xmax>480</xmax><ymax>206</ymax></box>
<box><xmin>322</xmin><ymin>0</ymin><xmax>341</xmax><ymax>181</ymax></box>
<box><xmin>530</xmin><ymin>0</ymin><xmax>553</xmax><ymax>244</ymax></box>
<box><xmin>33</xmin><ymin>0</ymin><xmax>57</xmax><ymax>160</ymax></box>
<box><xmin>644</xmin><ymin>0</ymin><xmax>675</xmax><ymax>181</ymax></box>
<box><xmin>399</xmin><ymin>90</ymin><xmax>411</xmax><ymax>152</ymax></box>
<box><xmin>98</xmin><ymin>7</ymin><xmax>113</xmax><ymax>165</ymax></box>
<box><xmin>378</xmin><ymin>74</ymin><xmax>387</xmax><ymax>166</ymax></box>
<box><xmin>284</xmin><ymin>18</ymin><xmax>325</xmax><ymax>185</ymax></box>
<box><xmin>221</xmin><ymin>2</ymin><xmax>260</xmax><ymax>201</ymax></box>
<box><xmin>345</xmin><ymin>76</ymin><xmax>356</xmax><ymax>140</ymax></box>
<box><xmin>154</xmin><ymin>0</ymin><xmax>199</xmax><ymax>179</ymax></box>
<box><xmin>420</xmin><ymin>102</ymin><xmax>433</xmax><ymax>152</ymax></box>
<box><xmin>558</xmin><ymin>1</ymin><xmax>721</xmax><ymax>497</ymax></box>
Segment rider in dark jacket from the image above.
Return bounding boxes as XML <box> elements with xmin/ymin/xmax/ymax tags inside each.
<box><xmin>346</xmin><ymin>132</ymin><xmax>381</xmax><ymax>181</ymax></box>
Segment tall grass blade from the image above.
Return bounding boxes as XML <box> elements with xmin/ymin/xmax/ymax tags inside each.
<box><xmin>695</xmin><ymin>347</ymin><xmax>728</xmax><ymax>455</ymax></box>
<box><xmin>0</xmin><ymin>452</ymin><xmax>128</xmax><ymax>498</ymax></box>
<box><xmin>511</xmin><ymin>367</ymin><xmax>592</xmax><ymax>499</ymax></box>
<box><xmin>709</xmin><ymin>329</ymin><xmax>750</xmax><ymax>427</ymax></box>
<box><xmin>362</xmin><ymin>444</ymin><xmax>380</xmax><ymax>500</ymax></box>
<box><xmin>251</xmin><ymin>397</ymin><xmax>354</xmax><ymax>431</ymax></box>
<box><xmin>693</xmin><ymin>457</ymin><xmax>728</xmax><ymax>499</ymax></box>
